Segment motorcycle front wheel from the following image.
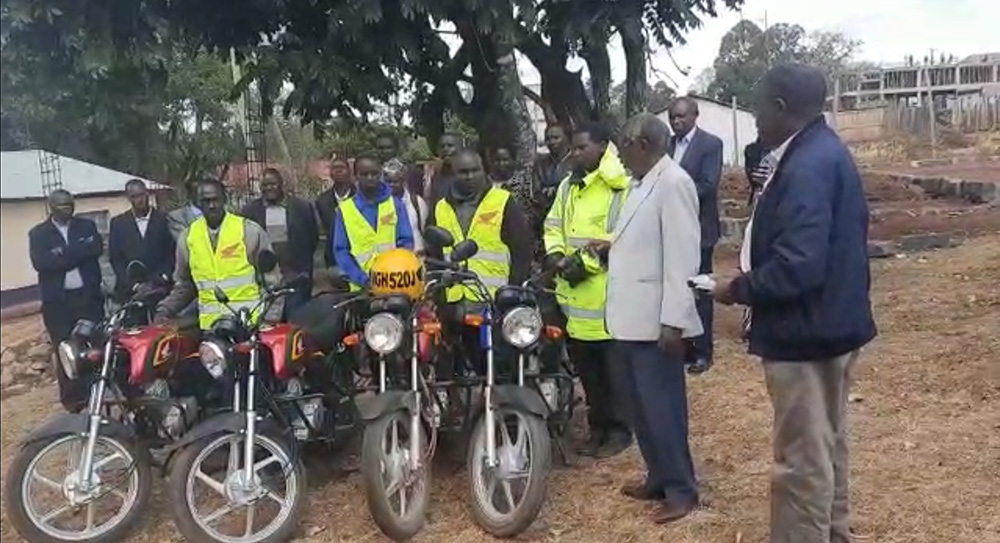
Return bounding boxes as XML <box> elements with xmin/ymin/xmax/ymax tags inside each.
<box><xmin>467</xmin><ymin>408</ymin><xmax>551</xmax><ymax>537</ymax></box>
<box><xmin>4</xmin><ymin>433</ymin><xmax>152</xmax><ymax>543</ymax></box>
<box><xmin>360</xmin><ymin>409</ymin><xmax>430</xmax><ymax>542</ymax></box>
<box><xmin>167</xmin><ymin>432</ymin><xmax>305</xmax><ymax>543</ymax></box>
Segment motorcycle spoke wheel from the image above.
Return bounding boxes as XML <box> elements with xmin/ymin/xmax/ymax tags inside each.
<box><xmin>14</xmin><ymin>434</ymin><xmax>144</xmax><ymax>543</ymax></box>
<box><xmin>467</xmin><ymin>409</ymin><xmax>551</xmax><ymax>537</ymax></box>
<box><xmin>183</xmin><ymin>434</ymin><xmax>299</xmax><ymax>543</ymax></box>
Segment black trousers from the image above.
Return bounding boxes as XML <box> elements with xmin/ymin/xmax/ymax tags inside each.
<box><xmin>689</xmin><ymin>245</ymin><xmax>715</xmax><ymax>362</ymax></box>
<box><xmin>42</xmin><ymin>289</ymin><xmax>104</xmax><ymax>412</ymax></box>
<box><xmin>568</xmin><ymin>339</ymin><xmax>630</xmax><ymax>437</ymax></box>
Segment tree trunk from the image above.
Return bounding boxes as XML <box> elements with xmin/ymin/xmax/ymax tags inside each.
<box><xmin>581</xmin><ymin>35</ymin><xmax>612</xmax><ymax>120</ymax></box>
<box><xmin>620</xmin><ymin>17</ymin><xmax>648</xmax><ymax>117</ymax></box>
<box><xmin>516</xmin><ymin>29</ymin><xmax>594</xmax><ymax>129</ymax></box>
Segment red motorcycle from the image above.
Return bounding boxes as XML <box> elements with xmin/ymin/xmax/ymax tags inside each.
<box><xmin>3</xmin><ymin>262</ymin><xmax>211</xmax><ymax>543</ymax></box>
<box><xmin>166</xmin><ymin>251</ymin><xmax>359</xmax><ymax>543</ymax></box>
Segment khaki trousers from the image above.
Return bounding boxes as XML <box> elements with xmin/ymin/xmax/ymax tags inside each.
<box><xmin>764</xmin><ymin>350</ymin><xmax>860</xmax><ymax>543</ymax></box>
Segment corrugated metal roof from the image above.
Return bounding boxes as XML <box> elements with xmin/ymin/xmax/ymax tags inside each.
<box><xmin>0</xmin><ymin>150</ymin><xmax>167</xmax><ymax>200</ymax></box>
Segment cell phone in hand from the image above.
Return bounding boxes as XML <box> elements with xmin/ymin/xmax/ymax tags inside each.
<box><xmin>687</xmin><ymin>274</ymin><xmax>716</xmax><ymax>293</ymax></box>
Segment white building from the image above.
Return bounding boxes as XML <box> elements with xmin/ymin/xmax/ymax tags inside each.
<box><xmin>1</xmin><ymin>150</ymin><xmax>165</xmax><ymax>310</ymax></box>
<box><xmin>654</xmin><ymin>95</ymin><xmax>758</xmax><ymax>166</ymax></box>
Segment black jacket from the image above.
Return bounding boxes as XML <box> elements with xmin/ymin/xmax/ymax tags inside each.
<box><xmin>29</xmin><ymin>217</ymin><xmax>104</xmax><ymax>304</ymax></box>
<box><xmin>109</xmin><ymin>209</ymin><xmax>175</xmax><ymax>299</ymax></box>
<box><xmin>425</xmin><ymin>187</ymin><xmax>532</xmax><ymax>286</ymax></box>
<box><xmin>315</xmin><ymin>186</ymin><xmax>356</xmax><ymax>267</ymax></box>
<box><xmin>241</xmin><ymin>196</ymin><xmax>319</xmax><ymax>276</ymax></box>
<box><xmin>731</xmin><ymin>117</ymin><xmax>877</xmax><ymax>361</ymax></box>
<box><xmin>669</xmin><ymin>129</ymin><xmax>724</xmax><ymax>247</ymax></box>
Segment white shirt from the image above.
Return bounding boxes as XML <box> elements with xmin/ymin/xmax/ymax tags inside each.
<box><xmin>53</xmin><ymin>219</ymin><xmax>84</xmax><ymax>290</ymax></box>
<box><xmin>134</xmin><ymin>211</ymin><xmax>151</xmax><ymax>238</ymax></box>
<box><xmin>672</xmin><ymin>126</ymin><xmax>697</xmax><ymax>163</ymax></box>
<box><xmin>264</xmin><ymin>205</ymin><xmax>288</xmax><ymax>245</ymax></box>
<box><xmin>740</xmin><ymin>132</ymin><xmax>797</xmax><ymax>273</ymax></box>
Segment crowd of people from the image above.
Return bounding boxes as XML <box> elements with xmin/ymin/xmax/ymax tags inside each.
<box><xmin>28</xmin><ymin>63</ymin><xmax>875</xmax><ymax>543</ymax></box>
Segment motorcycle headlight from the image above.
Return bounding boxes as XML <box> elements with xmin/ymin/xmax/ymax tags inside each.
<box><xmin>198</xmin><ymin>340</ymin><xmax>227</xmax><ymax>379</ymax></box>
<box><xmin>364</xmin><ymin>313</ymin><xmax>405</xmax><ymax>355</ymax></box>
<box><xmin>502</xmin><ymin>307</ymin><xmax>543</xmax><ymax>349</ymax></box>
<box><xmin>57</xmin><ymin>341</ymin><xmax>80</xmax><ymax>380</ymax></box>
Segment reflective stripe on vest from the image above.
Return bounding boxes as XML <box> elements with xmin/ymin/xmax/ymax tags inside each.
<box><xmin>434</xmin><ymin>188</ymin><xmax>512</xmax><ymax>303</ymax></box>
<box><xmin>553</xmin><ymin>180</ymin><xmax>628</xmax><ymax>340</ymax></box>
<box><xmin>340</xmin><ymin>197</ymin><xmax>398</xmax><ymax>290</ymax></box>
<box><xmin>187</xmin><ymin>214</ymin><xmax>261</xmax><ymax>330</ymax></box>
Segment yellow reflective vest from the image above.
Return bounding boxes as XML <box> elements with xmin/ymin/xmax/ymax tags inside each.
<box><xmin>187</xmin><ymin>213</ymin><xmax>261</xmax><ymax>330</ymax></box>
<box><xmin>340</xmin><ymin>197</ymin><xmax>398</xmax><ymax>291</ymax></box>
<box><xmin>434</xmin><ymin>188</ymin><xmax>512</xmax><ymax>303</ymax></box>
<box><xmin>543</xmin><ymin>146</ymin><xmax>629</xmax><ymax>340</ymax></box>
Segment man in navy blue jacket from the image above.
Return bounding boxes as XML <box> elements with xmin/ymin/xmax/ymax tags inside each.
<box><xmin>29</xmin><ymin>189</ymin><xmax>105</xmax><ymax>411</ymax></box>
<box><xmin>712</xmin><ymin>64</ymin><xmax>877</xmax><ymax>543</ymax></box>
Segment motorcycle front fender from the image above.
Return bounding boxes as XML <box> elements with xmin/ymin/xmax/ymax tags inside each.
<box><xmin>165</xmin><ymin>411</ymin><xmax>246</xmax><ymax>452</ymax></box>
<box><xmin>22</xmin><ymin>413</ymin><xmax>138</xmax><ymax>447</ymax></box>
<box><xmin>491</xmin><ymin>384</ymin><xmax>549</xmax><ymax>419</ymax></box>
<box><xmin>355</xmin><ymin>390</ymin><xmax>418</xmax><ymax>422</ymax></box>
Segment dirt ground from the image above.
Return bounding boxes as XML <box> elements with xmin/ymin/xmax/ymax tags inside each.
<box><xmin>2</xmin><ymin>236</ymin><xmax>998</xmax><ymax>543</ymax></box>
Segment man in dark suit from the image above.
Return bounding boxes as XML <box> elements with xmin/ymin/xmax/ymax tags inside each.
<box><xmin>315</xmin><ymin>156</ymin><xmax>356</xmax><ymax>268</ymax></box>
<box><xmin>667</xmin><ymin>97</ymin><xmax>723</xmax><ymax>374</ymax></box>
<box><xmin>109</xmin><ymin>179</ymin><xmax>175</xmax><ymax>300</ymax></box>
<box><xmin>29</xmin><ymin>189</ymin><xmax>104</xmax><ymax>411</ymax></box>
<box><xmin>241</xmin><ymin>168</ymin><xmax>318</xmax><ymax>317</ymax></box>
<box><xmin>712</xmin><ymin>64</ymin><xmax>877</xmax><ymax>543</ymax></box>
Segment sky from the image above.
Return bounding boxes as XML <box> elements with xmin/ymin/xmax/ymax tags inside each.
<box><xmin>516</xmin><ymin>0</ymin><xmax>999</xmax><ymax>92</ymax></box>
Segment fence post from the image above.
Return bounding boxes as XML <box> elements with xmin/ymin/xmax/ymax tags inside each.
<box><xmin>731</xmin><ymin>96</ymin><xmax>740</xmax><ymax>165</ymax></box>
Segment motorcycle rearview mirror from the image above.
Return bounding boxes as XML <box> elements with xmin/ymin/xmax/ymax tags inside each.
<box><xmin>449</xmin><ymin>239</ymin><xmax>479</xmax><ymax>263</ymax></box>
<box><xmin>423</xmin><ymin>226</ymin><xmax>455</xmax><ymax>248</ymax></box>
<box><xmin>125</xmin><ymin>260</ymin><xmax>148</xmax><ymax>284</ymax></box>
<box><xmin>214</xmin><ymin>286</ymin><xmax>230</xmax><ymax>304</ymax></box>
<box><xmin>256</xmin><ymin>249</ymin><xmax>279</xmax><ymax>274</ymax></box>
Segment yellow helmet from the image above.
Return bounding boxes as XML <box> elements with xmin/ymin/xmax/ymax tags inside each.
<box><xmin>368</xmin><ymin>248</ymin><xmax>425</xmax><ymax>300</ymax></box>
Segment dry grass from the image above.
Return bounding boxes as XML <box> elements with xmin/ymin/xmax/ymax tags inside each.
<box><xmin>2</xmin><ymin>238</ymin><xmax>999</xmax><ymax>543</ymax></box>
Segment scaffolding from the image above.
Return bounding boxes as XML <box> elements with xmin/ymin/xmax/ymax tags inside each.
<box><xmin>37</xmin><ymin>149</ymin><xmax>63</xmax><ymax>211</ymax></box>
<box><xmin>229</xmin><ymin>49</ymin><xmax>266</xmax><ymax>208</ymax></box>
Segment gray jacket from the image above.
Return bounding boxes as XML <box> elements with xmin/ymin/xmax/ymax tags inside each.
<box><xmin>606</xmin><ymin>155</ymin><xmax>703</xmax><ymax>341</ymax></box>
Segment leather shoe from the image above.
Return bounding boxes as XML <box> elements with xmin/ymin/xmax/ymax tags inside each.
<box><xmin>651</xmin><ymin>499</ymin><xmax>697</xmax><ymax>524</ymax></box>
<box><xmin>687</xmin><ymin>357</ymin><xmax>713</xmax><ymax>375</ymax></box>
<box><xmin>595</xmin><ymin>431</ymin><xmax>632</xmax><ymax>458</ymax></box>
<box><xmin>620</xmin><ymin>479</ymin><xmax>664</xmax><ymax>501</ymax></box>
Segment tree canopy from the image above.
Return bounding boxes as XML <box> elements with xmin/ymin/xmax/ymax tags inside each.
<box><xmin>706</xmin><ymin>20</ymin><xmax>862</xmax><ymax>106</ymax></box>
<box><xmin>2</xmin><ymin>0</ymin><xmax>744</xmax><ymax>183</ymax></box>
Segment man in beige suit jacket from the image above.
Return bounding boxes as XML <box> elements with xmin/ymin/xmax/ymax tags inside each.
<box><xmin>593</xmin><ymin>113</ymin><xmax>703</xmax><ymax>524</ymax></box>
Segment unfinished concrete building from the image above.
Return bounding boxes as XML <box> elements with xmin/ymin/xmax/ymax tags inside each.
<box><xmin>835</xmin><ymin>53</ymin><xmax>1000</xmax><ymax>110</ymax></box>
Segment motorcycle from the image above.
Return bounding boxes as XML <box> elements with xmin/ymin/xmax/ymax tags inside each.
<box><xmin>166</xmin><ymin>250</ymin><xmax>357</xmax><ymax>543</ymax></box>
<box><xmin>351</xmin><ymin>242</ymin><xmax>477</xmax><ymax>542</ymax></box>
<box><xmin>3</xmin><ymin>261</ymin><xmax>205</xmax><ymax>543</ymax></box>
<box><xmin>425</xmin><ymin>227</ymin><xmax>553</xmax><ymax>538</ymax></box>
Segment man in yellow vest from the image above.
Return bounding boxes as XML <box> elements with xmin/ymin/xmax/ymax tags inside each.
<box><xmin>543</xmin><ymin>121</ymin><xmax>632</xmax><ymax>458</ymax></box>
<box><xmin>155</xmin><ymin>178</ymin><xmax>283</xmax><ymax>328</ymax></box>
<box><xmin>331</xmin><ymin>155</ymin><xmax>414</xmax><ymax>290</ymax></box>
<box><xmin>425</xmin><ymin>148</ymin><xmax>533</xmax><ymax>374</ymax></box>
<box><xmin>427</xmin><ymin>148</ymin><xmax>533</xmax><ymax>299</ymax></box>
